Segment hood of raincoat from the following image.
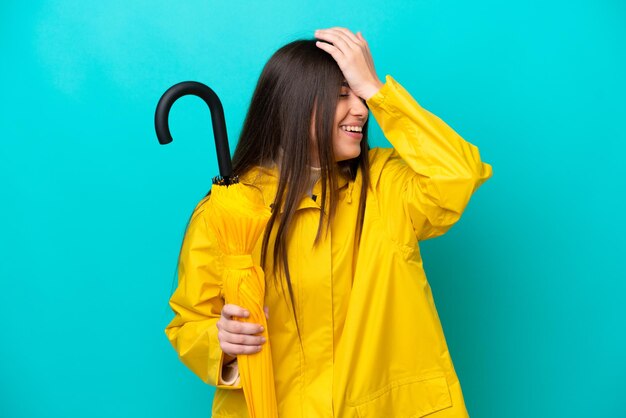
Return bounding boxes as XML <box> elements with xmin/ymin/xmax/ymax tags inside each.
<box><xmin>165</xmin><ymin>75</ymin><xmax>492</xmax><ymax>418</ymax></box>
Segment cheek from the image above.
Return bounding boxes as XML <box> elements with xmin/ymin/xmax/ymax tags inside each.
<box><xmin>335</xmin><ymin>102</ymin><xmax>349</xmax><ymax>120</ymax></box>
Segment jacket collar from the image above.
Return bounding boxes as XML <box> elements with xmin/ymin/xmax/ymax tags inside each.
<box><xmin>238</xmin><ymin>164</ymin><xmax>352</xmax><ymax>213</ymax></box>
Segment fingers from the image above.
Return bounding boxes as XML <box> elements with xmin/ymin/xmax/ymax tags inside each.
<box><xmin>325</xmin><ymin>28</ymin><xmax>355</xmax><ymax>50</ymax></box>
<box><xmin>330</xmin><ymin>27</ymin><xmax>360</xmax><ymax>44</ymax></box>
<box><xmin>221</xmin><ymin>341</ymin><xmax>263</xmax><ymax>355</ymax></box>
<box><xmin>219</xmin><ymin>305</ymin><xmax>264</xmax><ymax>334</ymax></box>
<box><xmin>219</xmin><ymin>327</ymin><xmax>266</xmax><ymax>346</ymax></box>
<box><xmin>315</xmin><ymin>27</ymin><xmax>374</xmax><ymax>79</ymax></box>
<box><xmin>264</xmin><ymin>306</ymin><xmax>269</xmax><ymax>319</ymax></box>
<box><xmin>356</xmin><ymin>31</ymin><xmax>371</xmax><ymax>52</ymax></box>
<box><xmin>220</xmin><ymin>317</ymin><xmax>264</xmax><ymax>333</ymax></box>
<box><xmin>315</xmin><ymin>27</ymin><xmax>365</xmax><ymax>52</ymax></box>
<box><xmin>315</xmin><ymin>40</ymin><xmax>343</xmax><ymax>62</ymax></box>
<box><xmin>315</xmin><ymin>29</ymin><xmax>352</xmax><ymax>55</ymax></box>
<box><xmin>218</xmin><ymin>304</ymin><xmax>267</xmax><ymax>356</ymax></box>
<box><xmin>221</xmin><ymin>303</ymin><xmax>250</xmax><ymax>320</ymax></box>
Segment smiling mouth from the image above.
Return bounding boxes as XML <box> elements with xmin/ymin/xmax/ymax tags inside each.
<box><xmin>340</xmin><ymin>125</ymin><xmax>363</xmax><ymax>133</ymax></box>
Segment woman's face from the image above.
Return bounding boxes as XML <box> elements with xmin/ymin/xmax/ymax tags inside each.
<box><xmin>332</xmin><ymin>81</ymin><xmax>368</xmax><ymax>162</ymax></box>
<box><xmin>309</xmin><ymin>81</ymin><xmax>368</xmax><ymax>167</ymax></box>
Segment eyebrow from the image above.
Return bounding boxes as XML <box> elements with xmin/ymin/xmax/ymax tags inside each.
<box><xmin>341</xmin><ymin>81</ymin><xmax>349</xmax><ymax>87</ymax></box>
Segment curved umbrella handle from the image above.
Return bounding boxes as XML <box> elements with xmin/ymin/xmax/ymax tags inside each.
<box><xmin>155</xmin><ymin>81</ymin><xmax>233</xmax><ymax>180</ymax></box>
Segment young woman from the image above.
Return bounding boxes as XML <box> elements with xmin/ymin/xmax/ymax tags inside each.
<box><xmin>165</xmin><ymin>27</ymin><xmax>492</xmax><ymax>418</ymax></box>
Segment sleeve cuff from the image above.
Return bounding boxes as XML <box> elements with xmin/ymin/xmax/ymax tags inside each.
<box><xmin>218</xmin><ymin>358</ymin><xmax>241</xmax><ymax>386</ymax></box>
<box><xmin>366</xmin><ymin>75</ymin><xmax>398</xmax><ymax>108</ymax></box>
<box><xmin>216</xmin><ymin>353</ymin><xmax>242</xmax><ymax>389</ymax></box>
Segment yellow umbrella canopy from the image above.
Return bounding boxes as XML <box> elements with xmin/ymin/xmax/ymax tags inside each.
<box><xmin>155</xmin><ymin>81</ymin><xmax>278</xmax><ymax>418</ymax></box>
<box><xmin>206</xmin><ymin>183</ymin><xmax>277</xmax><ymax>418</ymax></box>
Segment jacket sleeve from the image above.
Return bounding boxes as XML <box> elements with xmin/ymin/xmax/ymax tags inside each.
<box><xmin>164</xmin><ymin>197</ymin><xmax>242</xmax><ymax>389</ymax></box>
<box><xmin>366</xmin><ymin>75</ymin><xmax>493</xmax><ymax>241</ymax></box>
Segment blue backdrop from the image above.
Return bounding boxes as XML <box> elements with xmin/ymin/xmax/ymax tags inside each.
<box><xmin>1</xmin><ymin>1</ymin><xmax>625</xmax><ymax>417</ymax></box>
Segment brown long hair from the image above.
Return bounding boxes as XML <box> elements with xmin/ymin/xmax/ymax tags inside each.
<box><xmin>230</xmin><ymin>39</ymin><xmax>370</xmax><ymax>332</ymax></box>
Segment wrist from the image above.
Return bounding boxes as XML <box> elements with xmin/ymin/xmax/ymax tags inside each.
<box><xmin>361</xmin><ymin>79</ymin><xmax>384</xmax><ymax>101</ymax></box>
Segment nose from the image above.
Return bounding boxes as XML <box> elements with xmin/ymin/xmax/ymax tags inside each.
<box><xmin>349</xmin><ymin>95</ymin><xmax>368</xmax><ymax>119</ymax></box>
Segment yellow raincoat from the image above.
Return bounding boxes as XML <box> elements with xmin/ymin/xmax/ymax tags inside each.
<box><xmin>165</xmin><ymin>75</ymin><xmax>492</xmax><ymax>418</ymax></box>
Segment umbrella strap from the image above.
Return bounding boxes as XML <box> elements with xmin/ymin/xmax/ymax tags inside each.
<box><xmin>223</xmin><ymin>254</ymin><xmax>254</xmax><ymax>270</ymax></box>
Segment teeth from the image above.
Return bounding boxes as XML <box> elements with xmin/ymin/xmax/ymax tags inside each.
<box><xmin>341</xmin><ymin>125</ymin><xmax>362</xmax><ymax>132</ymax></box>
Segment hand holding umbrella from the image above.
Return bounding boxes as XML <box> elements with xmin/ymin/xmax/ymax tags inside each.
<box><xmin>156</xmin><ymin>81</ymin><xmax>278</xmax><ymax>418</ymax></box>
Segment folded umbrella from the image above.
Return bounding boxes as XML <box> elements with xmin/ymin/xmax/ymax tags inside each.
<box><xmin>156</xmin><ymin>81</ymin><xmax>277</xmax><ymax>418</ymax></box>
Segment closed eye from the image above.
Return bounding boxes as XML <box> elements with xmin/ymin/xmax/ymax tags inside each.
<box><xmin>340</xmin><ymin>88</ymin><xmax>352</xmax><ymax>97</ymax></box>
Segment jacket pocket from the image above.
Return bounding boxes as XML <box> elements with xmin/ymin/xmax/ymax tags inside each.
<box><xmin>350</xmin><ymin>375</ymin><xmax>452</xmax><ymax>418</ymax></box>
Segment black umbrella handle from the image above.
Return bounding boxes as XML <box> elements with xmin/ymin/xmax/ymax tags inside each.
<box><xmin>155</xmin><ymin>81</ymin><xmax>233</xmax><ymax>180</ymax></box>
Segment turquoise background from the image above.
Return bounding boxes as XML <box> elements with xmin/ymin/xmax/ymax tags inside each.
<box><xmin>1</xmin><ymin>0</ymin><xmax>625</xmax><ymax>417</ymax></box>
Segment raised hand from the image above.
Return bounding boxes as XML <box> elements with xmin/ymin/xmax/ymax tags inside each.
<box><xmin>315</xmin><ymin>27</ymin><xmax>383</xmax><ymax>100</ymax></box>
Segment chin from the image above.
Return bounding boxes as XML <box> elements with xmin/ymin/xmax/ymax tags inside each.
<box><xmin>335</xmin><ymin>148</ymin><xmax>362</xmax><ymax>162</ymax></box>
